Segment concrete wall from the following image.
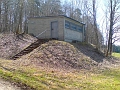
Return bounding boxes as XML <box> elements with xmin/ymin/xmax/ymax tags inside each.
<box><xmin>28</xmin><ymin>16</ymin><xmax>64</xmax><ymax>40</ymax></box>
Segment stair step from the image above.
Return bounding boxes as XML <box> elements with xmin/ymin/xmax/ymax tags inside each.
<box><xmin>24</xmin><ymin>48</ymin><xmax>34</xmax><ymax>50</ymax></box>
<box><xmin>26</xmin><ymin>48</ymin><xmax>34</xmax><ymax>50</ymax></box>
<box><xmin>29</xmin><ymin>45</ymin><xmax>38</xmax><ymax>48</ymax></box>
<box><xmin>34</xmin><ymin>42</ymin><xmax>41</xmax><ymax>44</ymax></box>
<box><xmin>13</xmin><ymin>56</ymin><xmax>20</xmax><ymax>58</ymax></box>
<box><xmin>22</xmin><ymin>50</ymin><xmax>30</xmax><ymax>53</ymax></box>
<box><xmin>14</xmin><ymin>55</ymin><xmax>23</xmax><ymax>57</ymax></box>
<box><xmin>22</xmin><ymin>50</ymin><xmax>31</xmax><ymax>52</ymax></box>
<box><xmin>11</xmin><ymin>39</ymin><xmax>50</xmax><ymax>60</ymax></box>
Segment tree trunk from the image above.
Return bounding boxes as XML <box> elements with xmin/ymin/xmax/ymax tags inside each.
<box><xmin>106</xmin><ymin>0</ymin><xmax>114</xmax><ymax>56</ymax></box>
<box><xmin>93</xmin><ymin>0</ymin><xmax>100</xmax><ymax>50</ymax></box>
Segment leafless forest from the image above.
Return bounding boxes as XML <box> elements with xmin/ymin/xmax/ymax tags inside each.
<box><xmin>0</xmin><ymin>0</ymin><xmax>120</xmax><ymax>56</ymax></box>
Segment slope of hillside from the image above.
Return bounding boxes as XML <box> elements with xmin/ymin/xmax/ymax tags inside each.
<box><xmin>0</xmin><ymin>34</ymin><xmax>37</xmax><ymax>59</ymax></box>
<box><xmin>72</xmin><ymin>43</ymin><xmax>120</xmax><ymax>69</ymax></box>
<box><xmin>0</xmin><ymin>34</ymin><xmax>119</xmax><ymax>70</ymax></box>
<box><xmin>0</xmin><ymin>35</ymin><xmax>120</xmax><ymax>90</ymax></box>
<box><xmin>15</xmin><ymin>40</ymin><xmax>98</xmax><ymax>70</ymax></box>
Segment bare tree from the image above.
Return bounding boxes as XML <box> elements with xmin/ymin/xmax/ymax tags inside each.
<box><xmin>62</xmin><ymin>0</ymin><xmax>82</xmax><ymax>21</ymax></box>
<box><xmin>81</xmin><ymin>0</ymin><xmax>103</xmax><ymax>51</ymax></box>
<box><xmin>41</xmin><ymin>0</ymin><xmax>62</xmax><ymax>16</ymax></box>
<box><xmin>0</xmin><ymin>0</ymin><xmax>104</xmax><ymax>47</ymax></box>
<box><xmin>106</xmin><ymin>0</ymin><xmax>120</xmax><ymax>56</ymax></box>
<box><xmin>92</xmin><ymin>0</ymin><xmax>100</xmax><ymax>50</ymax></box>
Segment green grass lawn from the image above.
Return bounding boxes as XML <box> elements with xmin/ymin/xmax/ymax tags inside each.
<box><xmin>0</xmin><ymin>59</ymin><xmax>120</xmax><ymax>90</ymax></box>
<box><xmin>112</xmin><ymin>52</ymin><xmax>120</xmax><ymax>58</ymax></box>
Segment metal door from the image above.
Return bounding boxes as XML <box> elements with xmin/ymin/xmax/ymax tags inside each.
<box><xmin>51</xmin><ymin>21</ymin><xmax>58</xmax><ymax>39</ymax></box>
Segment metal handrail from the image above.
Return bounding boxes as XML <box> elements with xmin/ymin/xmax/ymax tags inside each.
<box><xmin>36</xmin><ymin>29</ymin><xmax>48</xmax><ymax>38</ymax></box>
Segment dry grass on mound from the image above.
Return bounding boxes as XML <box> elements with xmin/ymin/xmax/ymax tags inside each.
<box><xmin>0</xmin><ymin>34</ymin><xmax>37</xmax><ymax>59</ymax></box>
<box><xmin>15</xmin><ymin>40</ymin><xmax>97</xmax><ymax>70</ymax></box>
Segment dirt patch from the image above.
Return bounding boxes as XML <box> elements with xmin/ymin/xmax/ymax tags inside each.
<box><xmin>72</xmin><ymin>43</ymin><xmax>120</xmax><ymax>69</ymax></box>
<box><xmin>15</xmin><ymin>40</ymin><xmax>97</xmax><ymax>70</ymax></box>
<box><xmin>0</xmin><ymin>78</ymin><xmax>21</xmax><ymax>90</ymax></box>
<box><xmin>97</xmin><ymin>57</ymin><xmax>120</xmax><ymax>69</ymax></box>
<box><xmin>71</xmin><ymin>43</ymin><xmax>105</xmax><ymax>63</ymax></box>
<box><xmin>0</xmin><ymin>34</ymin><xmax>37</xmax><ymax>59</ymax></box>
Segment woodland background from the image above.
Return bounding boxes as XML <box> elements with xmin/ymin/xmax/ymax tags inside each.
<box><xmin>0</xmin><ymin>0</ymin><xmax>120</xmax><ymax>55</ymax></box>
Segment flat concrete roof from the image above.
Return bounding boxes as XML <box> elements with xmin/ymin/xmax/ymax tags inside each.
<box><xmin>28</xmin><ymin>15</ymin><xmax>85</xmax><ymax>25</ymax></box>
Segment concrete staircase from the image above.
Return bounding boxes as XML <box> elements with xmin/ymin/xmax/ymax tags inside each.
<box><xmin>10</xmin><ymin>39</ymin><xmax>49</xmax><ymax>60</ymax></box>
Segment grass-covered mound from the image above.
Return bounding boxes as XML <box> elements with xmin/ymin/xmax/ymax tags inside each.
<box><xmin>16</xmin><ymin>40</ymin><xmax>97</xmax><ymax>70</ymax></box>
